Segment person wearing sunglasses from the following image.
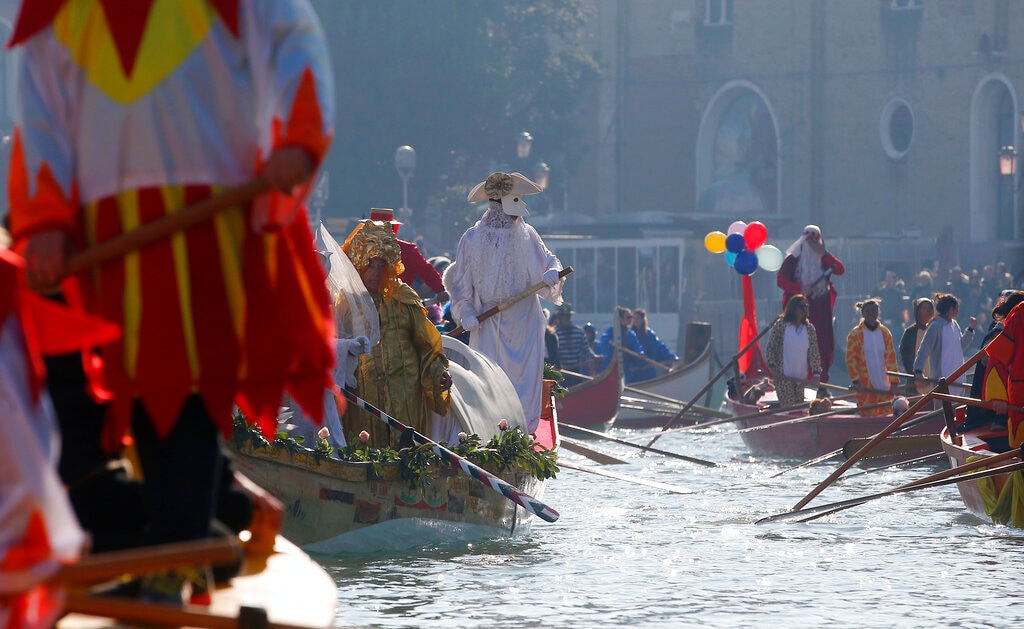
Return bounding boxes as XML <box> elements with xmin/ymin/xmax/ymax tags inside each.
<box><xmin>777</xmin><ymin>225</ymin><xmax>845</xmax><ymax>395</ymax></box>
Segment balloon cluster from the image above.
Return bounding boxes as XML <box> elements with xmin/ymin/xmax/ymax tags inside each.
<box><xmin>703</xmin><ymin>220</ymin><xmax>783</xmax><ymax>276</ymax></box>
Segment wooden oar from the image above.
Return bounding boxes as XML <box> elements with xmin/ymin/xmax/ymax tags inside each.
<box><xmin>928</xmin><ymin>392</ymin><xmax>1024</xmax><ymax>414</ymax></box>
<box><xmin>56</xmin><ymin>537</ymin><xmax>243</xmax><ymax>585</ymax></box>
<box><xmin>561</xmin><ymin>368</ymin><xmax>729</xmax><ymax>418</ymax></box>
<box><xmin>64</xmin><ymin>595</ymin><xmax>313</xmax><ymax>629</ymax></box>
<box><xmin>790</xmin><ymin>347</ymin><xmax>987</xmax><ymax>512</ymax></box>
<box><xmin>342</xmin><ymin>390</ymin><xmax>559</xmax><ymax>522</ymax></box>
<box><xmin>558</xmin><ymin>460</ymin><xmax>694</xmax><ymax>495</ymax></box>
<box><xmin>840</xmin><ymin>452</ymin><xmax>947</xmax><ymax>480</ymax></box>
<box><xmin>654</xmin><ymin>398</ymin><xmax>857</xmax><ymax>436</ymax></box>
<box><xmin>644</xmin><ymin>316</ymin><xmax>780</xmax><ymax>448</ymax></box>
<box><xmin>560</xmin><ymin>436</ymin><xmax>628</xmax><ymax>465</ymax></box>
<box><xmin>758</xmin><ymin>455</ymin><xmax>1024</xmax><ymax>525</ymax></box>
<box><xmin>887</xmin><ymin>370</ymin><xmax>973</xmax><ymax>390</ymax></box>
<box><xmin>771</xmin><ymin>373</ymin><xmax>897</xmax><ymax>398</ymax></box>
<box><xmin>446</xmin><ymin>266</ymin><xmax>574</xmax><ymax>337</ymax></box>
<box><xmin>61</xmin><ymin>179</ymin><xmax>272</xmax><ymax>281</ymax></box>
<box><xmin>560</xmin><ymin>423</ymin><xmax>718</xmax><ymax>467</ymax></box>
<box><xmin>611</xmin><ymin>342</ymin><xmax>676</xmax><ymax>374</ymax></box>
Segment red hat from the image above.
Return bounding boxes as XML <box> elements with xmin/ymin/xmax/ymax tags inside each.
<box><xmin>369</xmin><ymin>208</ymin><xmax>401</xmax><ymax>234</ymax></box>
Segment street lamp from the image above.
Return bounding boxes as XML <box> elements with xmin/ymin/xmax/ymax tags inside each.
<box><xmin>533</xmin><ymin>162</ymin><xmax>550</xmax><ymax>190</ymax></box>
<box><xmin>516</xmin><ymin>131</ymin><xmax>533</xmax><ymax>159</ymax></box>
<box><xmin>394</xmin><ymin>145</ymin><xmax>416</xmax><ymax>212</ymax></box>
<box><xmin>999</xmin><ymin>145</ymin><xmax>1017</xmax><ymax>177</ymax></box>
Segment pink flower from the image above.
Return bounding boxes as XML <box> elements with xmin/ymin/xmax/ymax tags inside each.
<box><xmin>458</xmin><ymin>431</ymin><xmax>468</xmax><ymax>443</ymax></box>
<box><xmin>359</xmin><ymin>430</ymin><xmax>370</xmax><ymax>443</ymax></box>
<box><xmin>317</xmin><ymin>427</ymin><xmax>330</xmax><ymax>440</ymax></box>
<box><xmin>498</xmin><ymin>419</ymin><xmax>508</xmax><ymax>431</ymax></box>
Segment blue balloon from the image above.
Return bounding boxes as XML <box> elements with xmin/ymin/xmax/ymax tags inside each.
<box><xmin>725</xmin><ymin>233</ymin><xmax>746</xmax><ymax>253</ymax></box>
<box><xmin>734</xmin><ymin>250</ymin><xmax>758</xmax><ymax>275</ymax></box>
<box><xmin>725</xmin><ymin>251</ymin><xmax>738</xmax><ymax>266</ymax></box>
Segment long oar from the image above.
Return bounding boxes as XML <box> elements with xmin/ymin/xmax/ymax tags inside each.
<box><xmin>644</xmin><ymin>316</ymin><xmax>780</xmax><ymax>448</ymax></box>
<box><xmin>560</xmin><ymin>436</ymin><xmax>628</xmax><ymax>465</ymax></box>
<box><xmin>447</xmin><ymin>267</ymin><xmax>574</xmax><ymax>337</ymax></box>
<box><xmin>611</xmin><ymin>342</ymin><xmax>676</xmax><ymax>374</ymax></box>
<box><xmin>928</xmin><ymin>392</ymin><xmax>1024</xmax><ymax>414</ymax></box>
<box><xmin>654</xmin><ymin>397</ymin><xmax>857</xmax><ymax>436</ymax></box>
<box><xmin>341</xmin><ymin>390</ymin><xmax>559</xmax><ymax>522</ymax></box>
<box><xmin>840</xmin><ymin>452</ymin><xmax>947</xmax><ymax>480</ymax></box>
<box><xmin>56</xmin><ymin>537</ymin><xmax>242</xmax><ymax>585</ymax></box>
<box><xmin>771</xmin><ymin>373</ymin><xmax>897</xmax><ymax>398</ymax></box>
<box><xmin>887</xmin><ymin>370</ymin><xmax>973</xmax><ymax>391</ymax></box>
<box><xmin>732</xmin><ymin>398</ymin><xmax>900</xmax><ymax>435</ymax></box>
<box><xmin>790</xmin><ymin>348</ymin><xmax>987</xmax><ymax>512</ymax></box>
<box><xmin>558</xmin><ymin>460</ymin><xmax>693</xmax><ymax>495</ymax></box>
<box><xmin>62</xmin><ymin>179</ymin><xmax>272</xmax><ymax>280</ymax></box>
<box><xmin>561</xmin><ymin>368</ymin><xmax>729</xmax><ymax>419</ymax></box>
<box><xmin>842</xmin><ymin>434</ymin><xmax>942</xmax><ymax>461</ymax></box>
<box><xmin>758</xmin><ymin>456</ymin><xmax>1024</xmax><ymax>525</ymax></box>
<box><xmin>560</xmin><ymin>423</ymin><xmax>718</xmax><ymax>467</ymax></box>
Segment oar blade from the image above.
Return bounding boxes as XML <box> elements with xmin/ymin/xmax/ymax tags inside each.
<box><xmin>842</xmin><ymin>434</ymin><xmax>942</xmax><ymax>461</ymax></box>
<box><xmin>558</xmin><ymin>461</ymin><xmax>693</xmax><ymax>495</ymax></box>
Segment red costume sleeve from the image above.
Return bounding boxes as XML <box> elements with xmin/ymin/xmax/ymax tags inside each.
<box><xmin>776</xmin><ymin>255</ymin><xmax>800</xmax><ymax>304</ymax></box>
<box><xmin>398</xmin><ymin>239</ymin><xmax>444</xmax><ymax>293</ymax></box>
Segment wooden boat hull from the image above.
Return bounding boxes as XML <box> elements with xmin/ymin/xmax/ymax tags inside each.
<box><xmin>229</xmin><ymin>441</ymin><xmax>548</xmax><ymax>552</ymax></box>
<box><xmin>724</xmin><ymin>393</ymin><xmax>945</xmax><ymax>461</ymax></box>
<box><xmin>556</xmin><ymin>351</ymin><xmax>622</xmax><ymax>428</ymax></box>
<box><xmin>940</xmin><ymin>426</ymin><xmax>1019</xmax><ymax>524</ymax></box>
<box><xmin>615</xmin><ymin>344</ymin><xmax>713</xmax><ymax>428</ymax></box>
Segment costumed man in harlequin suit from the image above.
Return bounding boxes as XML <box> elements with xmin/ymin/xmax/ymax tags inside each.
<box><xmin>8</xmin><ymin>0</ymin><xmax>335</xmax><ymax>602</ymax></box>
<box><xmin>369</xmin><ymin>208</ymin><xmax>450</xmax><ymax>305</ymax></box>
<box><xmin>446</xmin><ymin>172</ymin><xmax>564</xmax><ymax>433</ymax></box>
<box><xmin>341</xmin><ymin>220</ymin><xmax>452</xmax><ymax>449</ymax></box>
<box><xmin>777</xmin><ymin>225</ymin><xmax>845</xmax><ymax>391</ymax></box>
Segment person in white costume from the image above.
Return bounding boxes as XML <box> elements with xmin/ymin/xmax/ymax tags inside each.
<box><xmin>446</xmin><ymin>172</ymin><xmax>564</xmax><ymax>433</ymax></box>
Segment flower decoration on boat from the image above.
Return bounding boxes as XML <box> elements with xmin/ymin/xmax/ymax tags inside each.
<box><xmin>359</xmin><ymin>430</ymin><xmax>370</xmax><ymax>442</ymax></box>
<box><xmin>498</xmin><ymin>419</ymin><xmax>508</xmax><ymax>431</ymax></box>
<box><xmin>458</xmin><ymin>431</ymin><xmax>468</xmax><ymax>443</ymax></box>
<box><xmin>318</xmin><ymin>427</ymin><xmax>330</xmax><ymax>440</ymax></box>
<box><xmin>703</xmin><ymin>220</ymin><xmax>783</xmax><ymax>276</ymax></box>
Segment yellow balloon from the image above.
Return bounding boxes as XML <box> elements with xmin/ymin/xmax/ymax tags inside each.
<box><xmin>704</xmin><ymin>231</ymin><xmax>727</xmax><ymax>254</ymax></box>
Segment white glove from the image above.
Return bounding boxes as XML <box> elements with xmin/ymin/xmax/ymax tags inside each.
<box><xmin>461</xmin><ymin>314</ymin><xmax>479</xmax><ymax>332</ymax></box>
<box><xmin>348</xmin><ymin>335</ymin><xmax>371</xmax><ymax>356</ymax></box>
<box><xmin>543</xmin><ymin>268</ymin><xmax>560</xmax><ymax>287</ymax></box>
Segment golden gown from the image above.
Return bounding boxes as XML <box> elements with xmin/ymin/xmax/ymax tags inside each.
<box><xmin>344</xmin><ymin>283</ymin><xmax>450</xmax><ymax>448</ymax></box>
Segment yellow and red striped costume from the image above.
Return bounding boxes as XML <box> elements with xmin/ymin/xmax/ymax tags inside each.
<box><xmin>985</xmin><ymin>302</ymin><xmax>1024</xmax><ymax>447</ymax></box>
<box><xmin>7</xmin><ymin>0</ymin><xmax>335</xmax><ymax>443</ymax></box>
<box><xmin>845</xmin><ymin>321</ymin><xmax>898</xmax><ymax>416</ymax></box>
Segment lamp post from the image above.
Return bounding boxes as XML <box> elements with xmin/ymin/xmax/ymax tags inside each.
<box><xmin>999</xmin><ymin>144</ymin><xmax>1017</xmax><ymax>239</ymax></box>
<box><xmin>394</xmin><ymin>145</ymin><xmax>416</xmax><ymax>212</ymax></box>
<box><xmin>533</xmin><ymin>161</ymin><xmax>550</xmax><ymax>190</ymax></box>
<box><xmin>516</xmin><ymin>131</ymin><xmax>533</xmax><ymax>159</ymax></box>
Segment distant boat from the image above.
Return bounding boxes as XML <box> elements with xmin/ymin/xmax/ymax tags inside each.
<box><xmin>723</xmin><ymin>387</ymin><xmax>945</xmax><ymax>461</ymax></box>
<box><xmin>614</xmin><ymin>343</ymin><xmax>713</xmax><ymax>429</ymax></box>
<box><xmin>555</xmin><ymin>350</ymin><xmax>622</xmax><ymax>428</ymax></box>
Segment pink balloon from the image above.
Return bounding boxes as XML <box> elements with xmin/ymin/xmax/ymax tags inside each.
<box><xmin>727</xmin><ymin>220</ymin><xmax>747</xmax><ymax>235</ymax></box>
<box><xmin>744</xmin><ymin>221</ymin><xmax>768</xmax><ymax>250</ymax></box>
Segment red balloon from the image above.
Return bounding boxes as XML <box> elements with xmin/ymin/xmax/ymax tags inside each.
<box><xmin>744</xmin><ymin>221</ymin><xmax>768</xmax><ymax>250</ymax></box>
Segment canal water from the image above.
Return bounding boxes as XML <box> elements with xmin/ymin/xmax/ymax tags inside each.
<box><xmin>316</xmin><ymin>425</ymin><xmax>1021</xmax><ymax>628</ymax></box>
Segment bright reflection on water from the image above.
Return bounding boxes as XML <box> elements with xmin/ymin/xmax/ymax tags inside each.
<box><xmin>314</xmin><ymin>427</ymin><xmax>1024</xmax><ymax>628</ymax></box>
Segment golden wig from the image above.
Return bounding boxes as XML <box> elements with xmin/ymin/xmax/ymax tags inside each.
<box><xmin>342</xmin><ymin>220</ymin><xmax>405</xmax><ymax>302</ymax></box>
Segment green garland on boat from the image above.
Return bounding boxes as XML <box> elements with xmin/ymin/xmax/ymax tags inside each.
<box><xmin>230</xmin><ymin>411</ymin><xmax>558</xmax><ymax>483</ymax></box>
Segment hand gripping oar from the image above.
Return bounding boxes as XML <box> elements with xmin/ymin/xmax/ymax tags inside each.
<box><xmin>63</xmin><ymin>179</ymin><xmax>272</xmax><ymax>279</ymax></box>
<box><xmin>789</xmin><ymin>347</ymin><xmax>987</xmax><ymax>512</ymax></box>
<box><xmin>447</xmin><ymin>267</ymin><xmax>574</xmax><ymax>337</ymax></box>
<box><xmin>341</xmin><ymin>389</ymin><xmax>559</xmax><ymax>523</ymax></box>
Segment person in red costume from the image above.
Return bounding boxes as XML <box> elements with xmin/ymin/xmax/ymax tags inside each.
<box><xmin>8</xmin><ymin>0</ymin><xmax>334</xmax><ymax>603</ymax></box>
<box><xmin>369</xmin><ymin>208</ymin><xmax>449</xmax><ymax>304</ymax></box>
<box><xmin>776</xmin><ymin>225</ymin><xmax>845</xmax><ymax>390</ymax></box>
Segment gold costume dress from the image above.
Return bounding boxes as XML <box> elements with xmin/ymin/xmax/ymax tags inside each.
<box><xmin>344</xmin><ymin>283</ymin><xmax>450</xmax><ymax>448</ymax></box>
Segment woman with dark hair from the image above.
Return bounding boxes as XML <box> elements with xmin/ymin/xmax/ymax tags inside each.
<box><xmin>899</xmin><ymin>297</ymin><xmax>935</xmax><ymax>377</ymax></box>
<box><xmin>913</xmin><ymin>292</ymin><xmax>976</xmax><ymax>389</ymax></box>
<box><xmin>765</xmin><ymin>294</ymin><xmax>822</xmax><ymax>406</ymax></box>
